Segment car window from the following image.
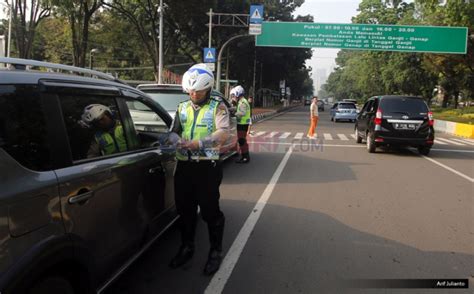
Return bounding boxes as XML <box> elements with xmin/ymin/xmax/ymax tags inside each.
<box><xmin>144</xmin><ymin>91</ymin><xmax>187</xmax><ymax>112</ymax></box>
<box><xmin>380</xmin><ymin>98</ymin><xmax>428</xmax><ymax>114</ymax></box>
<box><xmin>361</xmin><ymin>101</ymin><xmax>370</xmax><ymax>112</ymax></box>
<box><xmin>59</xmin><ymin>94</ymin><xmax>129</xmax><ymax>161</ymax></box>
<box><xmin>338</xmin><ymin>103</ymin><xmax>356</xmax><ymax>109</ymax></box>
<box><xmin>367</xmin><ymin>100</ymin><xmax>376</xmax><ymax>112</ymax></box>
<box><xmin>126</xmin><ymin>100</ymin><xmax>168</xmax><ymax>133</ymax></box>
<box><xmin>0</xmin><ymin>85</ymin><xmax>53</xmax><ymax>171</ymax></box>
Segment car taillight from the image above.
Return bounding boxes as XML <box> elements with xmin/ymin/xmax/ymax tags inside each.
<box><xmin>374</xmin><ymin>108</ymin><xmax>382</xmax><ymax>125</ymax></box>
<box><xmin>428</xmin><ymin>111</ymin><xmax>434</xmax><ymax>126</ymax></box>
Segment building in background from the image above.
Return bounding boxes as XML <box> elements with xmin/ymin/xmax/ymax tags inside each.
<box><xmin>314</xmin><ymin>68</ymin><xmax>327</xmax><ymax>93</ymax></box>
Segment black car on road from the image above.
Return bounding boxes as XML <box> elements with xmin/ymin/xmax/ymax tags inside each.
<box><xmin>354</xmin><ymin>95</ymin><xmax>434</xmax><ymax>155</ymax></box>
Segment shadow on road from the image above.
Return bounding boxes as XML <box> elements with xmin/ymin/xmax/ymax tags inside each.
<box><xmin>103</xmin><ymin>200</ymin><xmax>473</xmax><ymax>294</ymax></box>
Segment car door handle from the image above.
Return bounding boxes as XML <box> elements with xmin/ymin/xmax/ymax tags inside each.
<box><xmin>68</xmin><ymin>190</ymin><xmax>94</xmax><ymax>205</ymax></box>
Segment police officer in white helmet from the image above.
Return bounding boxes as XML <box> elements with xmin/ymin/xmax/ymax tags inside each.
<box><xmin>168</xmin><ymin>63</ymin><xmax>230</xmax><ymax>275</ymax></box>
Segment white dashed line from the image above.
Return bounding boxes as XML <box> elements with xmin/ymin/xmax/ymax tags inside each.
<box><xmin>324</xmin><ymin>133</ymin><xmax>333</xmax><ymax>140</ymax></box>
<box><xmin>264</xmin><ymin>131</ymin><xmax>279</xmax><ymax>138</ymax></box>
<box><xmin>294</xmin><ymin>132</ymin><xmax>303</xmax><ymax>139</ymax></box>
<box><xmin>338</xmin><ymin>134</ymin><xmax>349</xmax><ymax>141</ymax></box>
<box><xmin>436</xmin><ymin>138</ymin><xmax>465</xmax><ymax>146</ymax></box>
<box><xmin>279</xmin><ymin>132</ymin><xmax>291</xmax><ymax>139</ymax></box>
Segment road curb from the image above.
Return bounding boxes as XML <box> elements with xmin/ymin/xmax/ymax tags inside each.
<box><xmin>251</xmin><ymin>105</ymin><xmax>299</xmax><ymax>123</ymax></box>
<box><xmin>434</xmin><ymin>119</ymin><xmax>474</xmax><ymax>139</ymax></box>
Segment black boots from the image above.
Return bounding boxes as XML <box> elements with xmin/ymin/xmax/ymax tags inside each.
<box><xmin>203</xmin><ymin>249</ymin><xmax>223</xmax><ymax>276</ymax></box>
<box><xmin>170</xmin><ymin>217</ymin><xmax>225</xmax><ymax>275</ymax></box>
<box><xmin>203</xmin><ymin>217</ymin><xmax>225</xmax><ymax>275</ymax></box>
<box><xmin>169</xmin><ymin>244</ymin><xmax>194</xmax><ymax>268</ymax></box>
<box><xmin>235</xmin><ymin>153</ymin><xmax>250</xmax><ymax>164</ymax></box>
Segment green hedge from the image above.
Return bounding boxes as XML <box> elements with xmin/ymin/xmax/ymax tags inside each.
<box><xmin>431</xmin><ymin>106</ymin><xmax>474</xmax><ymax>124</ymax></box>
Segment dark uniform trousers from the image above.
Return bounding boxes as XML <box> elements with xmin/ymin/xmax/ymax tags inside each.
<box><xmin>174</xmin><ymin>160</ymin><xmax>225</xmax><ymax>250</ymax></box>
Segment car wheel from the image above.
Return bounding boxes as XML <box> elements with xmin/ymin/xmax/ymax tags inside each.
<box><xmin>334</xmin><ymin>118</ymin><xmax>338</xmax><ymax>123</ymax></box>
<box><xmin>29</xmin><ymin>275</ymin><xmax>75</xmax><ymax>294</ymax></box>
<box><xmin>418</xmin><ymin>146</ymin><xmax>431</xmax><ymax>156</ymax></box>
<box><xmin>355</xmin><ymin>128</ymin><xmax>362</xmax><ymax>144</ymax></box>
<box><xmin>366</xmin><ymin>131</ymin><xmax>376</xmax><ymax>153</ymax></box>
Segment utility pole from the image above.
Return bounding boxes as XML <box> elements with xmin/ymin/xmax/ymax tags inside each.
<box><xmin>7</xmin><ymin>1</ymin><xmax>13</xmax><ymax>57</ymax></box>
<box><xmin>225</xmin><ymin>47</ymin><xmax>229</xmax><ymax>97</ymax></box>
<box><xmin>208</xmin><ymin>8</ymin><xmax>212</xmax><ymax>48</ymax></box>
<box><xmin>158</xmin><ymin>0</ymin><xmax>164</xmax><ymax>84</ymax></box>
<box><xmin>252</xmin><ymin>39</ymin><xmax>257</xmax><ymax>98</ymax></box>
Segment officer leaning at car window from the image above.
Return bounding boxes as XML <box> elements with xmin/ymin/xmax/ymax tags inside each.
<box><xmin>167</xmin><ymin>63</ymin><xmax>230</xmax><ymax>275</ymax></box>
<box><xmin>81</xmin><ymin>104</ymin><xmax>127</xmax><ymax>158</ymax></box>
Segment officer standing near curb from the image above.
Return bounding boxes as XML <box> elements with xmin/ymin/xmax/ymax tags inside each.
<box><xmin>168</xmin><ymin>64</ymin><xmax>230</xmax><ymax>276</ymax></box>
<box><xmin>230</xmin><ymin>85</ymin><xmax>251</xmax><ymax>163</ymax></box>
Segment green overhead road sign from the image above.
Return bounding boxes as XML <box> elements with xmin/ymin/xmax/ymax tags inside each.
<box><xmin>256</xmin><ymin>22</ymin><xmax>468</xmax><ymax>54</ymax></box>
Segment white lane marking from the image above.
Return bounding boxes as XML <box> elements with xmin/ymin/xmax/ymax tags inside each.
<box><xmin>264</xmin><ymin>131</ymin><xmax>279</xmax><ymax>138</ymax></box>
<box><xmin>338</xmin><ymin>134</ymin><xmax>349</xmax><ymax>141</ymax></box>
<box><xmin>294</xmin><ymin>132</ymin><xmax>303</xmax><ymax>139</ymax></box>
<box><xmin>205</xmin><ymin>146</ymin><xmax>294</xmax><ymax>294</ymax></box>
<box><xmin>324</xmin><ymin>133</ymin><xmax>333</xmax><ymax>140</ymax></box>
<box><xmin>436</xmin><ymin>138</ymin><xmax>465</xmax><ymax>146</ymax></box>
<box><xmin>249</xmin><ymin>141</ymin><xmax>474</xmax><ymax>152</ymax></box>
<box><xmin>460</xmin><ymin>138</ymin><xmax>474</xmax><ymax>143</ymax></box>
<box><xmin>279</xmin><ymin>132</ymin><xmax>291</xmax><ymax>139</ymax></box>
<box><xmin>250</xmin><ymin>131</ymin><xmax>266</xmax><ymax>137</ymax></box>
<box><xmin>421</xmin><ymin>155</ymin><xmax>474</xmax><ymax>183</ymax></box>
<box><xmin>434</xmin><ymin>139</ymin><xmax>448</xmax><ymax>145</ymax></box>
<box><xmin>251</xmin><ymin>141</ymin><xmax>365</xmax><ymax>148</ymax></box>
<box><xmin>452</xmin><ymin>138</ymin><xmax>474</xmax><ymax>146</ymax></box>
<box><xmin>350</xmin><ymin>134</ymin><xmax>357</xmax><ymax>140</ymax></box>
<box><xmin>430</xmin><ymin>148</ymin><xmax>474</xmax><ymax>153</ymax></box>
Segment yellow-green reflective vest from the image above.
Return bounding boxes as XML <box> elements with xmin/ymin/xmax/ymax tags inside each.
<box><xmin>176</xmin><ymin>98</ymin><xmax>220</xmax><ymax>161</ymax></box>
<box><xmin>237</xmin><ymin>98</ymin><xmax>251</xmax><ymax>125</ymax></box>
<box><xmin>94</xmin><ymin>124</ymin><xmax>127</xmax><ymax>155</ymax></box>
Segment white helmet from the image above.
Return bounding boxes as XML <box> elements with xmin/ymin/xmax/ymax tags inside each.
<box><xmin>81</xmin><ymin>104</ymin><xmax>111</xmax><ymax>125</ymax></box>
<box><xmin>182</xmin><ymin>63</ymin><xmax>214</xmax><ymax>93</ymax></box>
<box><xmin>231</xmin><ymin>85</ymin><xmax>245</xmax><ymax>97</ymax></box>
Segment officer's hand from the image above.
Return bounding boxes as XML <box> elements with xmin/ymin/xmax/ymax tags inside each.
<box><xmin>183</xmin><ymin>140</ymin><xmax>200</xmax><ymax>151</ymax></box>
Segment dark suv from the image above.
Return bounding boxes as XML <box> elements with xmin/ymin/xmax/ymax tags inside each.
<box><xmin>0</xmin><ymin>58</ymin><xmax>179</xmax><ymax>293</ymax></box>
<box><xmin>354</xmin><ymin>95</ymin><xmax>434</xmax><ymax>155</ymax></box>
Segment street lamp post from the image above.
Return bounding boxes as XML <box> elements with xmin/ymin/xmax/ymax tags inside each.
<box><xmin>157</xmin><ymin>0</ymin><xmax>163</xmax><ymax>84</ymax></box>
<box><xmin>216</xmin><ymin>34</ymin><xmax>252</xmax><ymax>92</ymax></box>
<box><xmin>90</xmin><ymin>48</ymin><xmax>99</xmax><ymax>69</ymax></box>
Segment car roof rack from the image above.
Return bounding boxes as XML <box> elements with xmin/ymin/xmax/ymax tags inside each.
<box><xmin>0</xmin><ymin>57</ymin><xmax>125</xmax><ymax>84</ymax></box>
<box><xmin>137</xmin><ymin>83</ymin><xmax>179</xmax><ymax>88</ymax></box>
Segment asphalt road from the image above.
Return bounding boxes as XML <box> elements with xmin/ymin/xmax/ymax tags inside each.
<box><xmin>104</xmin><ymin>106</ymin><xmax>473</xmax><ymax>294</ymax></box>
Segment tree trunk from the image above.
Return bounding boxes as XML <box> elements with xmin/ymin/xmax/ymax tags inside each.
<box><xmin>77</xmin><ymin>14</ymin><xmax>91</xmax><ymax>68</ymax></box>
<box><xmin>453</xmin><ymin>91</ymin><xmax>459</xmax><ymax>109</ymax></box>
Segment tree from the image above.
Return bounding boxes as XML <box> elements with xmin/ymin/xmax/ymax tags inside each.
<box><xmin>416</xmin><ymin>0</ymin><xmax>474</xmax><ymax>108</ymax></box>
<box><xmin>6</xmin><ymin>0</ymin><xmax>51</xmax><ymax>58</ymax></box>
<box><xmin>102</xmin><ymin>0</ymin><xmax>176</xmax><ymax>81</ymax></box>
<box><xmin>32</xmin><ymin>16</ymin><xmax>73</xmax><ymax>64</ymax></box>
<box><xmin>52</xmin><ymin>0</ymin><xmax>101</xmax><ymax>67</ymax></box>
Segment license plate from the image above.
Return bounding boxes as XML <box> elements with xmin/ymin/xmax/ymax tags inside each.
<box><xmin>394</xmin><ymin>123</ymin><xmax>416</xmax><ymax>130</ymax></box>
